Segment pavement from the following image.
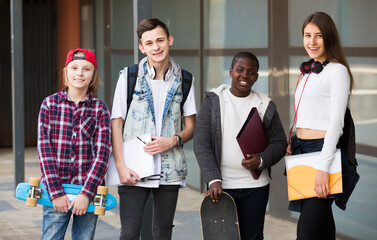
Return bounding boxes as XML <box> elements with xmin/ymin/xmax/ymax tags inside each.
<box><xmin>0</xmin><ymin>147</ymin><xmax>298</xmax><ymax>240</ymax></box>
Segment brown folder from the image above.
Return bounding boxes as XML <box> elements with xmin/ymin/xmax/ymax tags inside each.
<box><xmin>236</xmin><ymin>107</ymin><xmax>267</xmax><ymax>179</ymax></box>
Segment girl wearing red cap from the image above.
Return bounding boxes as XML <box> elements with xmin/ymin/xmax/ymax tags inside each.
<box><xmin>37</xmin><ymin>48</ymin><xmax>111</xmax><ymax>240</ymax></box>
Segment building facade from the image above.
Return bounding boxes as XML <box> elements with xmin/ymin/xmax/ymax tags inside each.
<box><xmin>3</xmin><ymin>0</ymin><xmax>377</xmax><ymax>239</ymax></box>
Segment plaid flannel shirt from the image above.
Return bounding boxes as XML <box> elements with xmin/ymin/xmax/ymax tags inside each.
<box><xmin>37</xmin><ymin>90</ymin><xmax>111</xmax><ymax>200</ymax></box>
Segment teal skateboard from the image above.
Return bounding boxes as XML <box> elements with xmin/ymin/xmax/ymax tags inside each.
<box><xmin>16</xmin><ymin>177</ymin><xmax>117</xmax><ymax>215</ymax></box>
<box><xmin>200</xmin><ymin>192</ymin><xmax>241</xmax><ymax>240</ymax></box>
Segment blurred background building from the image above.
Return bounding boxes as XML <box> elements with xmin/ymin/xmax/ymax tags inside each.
<box><xmin>2</xmin><ymin>0</ymin><xmax>377</xmax><ymax>239</ymax></box>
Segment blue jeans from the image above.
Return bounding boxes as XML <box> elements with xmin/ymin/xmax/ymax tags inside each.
<box><xmin>41</xmin><ymin>205</ymin><xmax>98</xmax><ymax>240</ymax></box>
<box><xmin>224</xmin><ymin>184</ymin><xmax>270</xmax><ymax>240</ymax></box>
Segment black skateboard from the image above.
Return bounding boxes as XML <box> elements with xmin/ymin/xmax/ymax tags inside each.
<box><xmin>200</xmin><ymin>192</ymin><xmax>240</xmax><ymax>240</ymax></box>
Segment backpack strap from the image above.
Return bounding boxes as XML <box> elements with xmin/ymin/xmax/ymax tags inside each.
<box><xmin>180</xmin><ymin>69</ymin><xmax>193</xmax><ymax>115</ymax></box>
<box><xmin>125</xmin><ymin>65</ymin><xmax>192</xmax><ymax>122</ymax></box>
<box><xmin>126</xmin><ymin>64</ymin><xmax>139</xmax><ymax>116</ymax></box>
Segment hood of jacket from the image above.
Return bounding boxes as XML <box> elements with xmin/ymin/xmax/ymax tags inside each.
<box><xmin>138</xmin><ymin>56</ymin><xmax>183</xmax><ymax>80</ymax></box>
<box><xmin>207</xmin><ymin>84</ymin><xmax>271</xmax><ymax>124</ymax></box>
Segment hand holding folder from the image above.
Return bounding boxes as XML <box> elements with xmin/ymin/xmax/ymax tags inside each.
<box><xmin>236</xmin><ymin>107</ymin><xmax>267</xmax><ymax>179</ymax></box>
<box><xmin>107</xmin><ymin>134</ymin><xmax>154</xmax><ymax>186</ymax></box>
<box><xmin>285</xmin><ymin>150</ymin><xmax>342</xmax><ymax>201</ymax></box>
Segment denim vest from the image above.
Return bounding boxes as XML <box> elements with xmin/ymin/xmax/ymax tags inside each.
<box><xmin>123</xmin><ymin>61</ymin><xmax>187</xmax><ymax>182</ymax></box>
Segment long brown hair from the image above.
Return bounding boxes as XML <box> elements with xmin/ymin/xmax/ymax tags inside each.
<box><xmin>302</xmin><ymin>12</ymin><xmax>354</xmax><ymax>91</ymax></box>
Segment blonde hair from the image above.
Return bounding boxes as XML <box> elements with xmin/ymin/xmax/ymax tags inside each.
<box><xmin>63</xmin><ymin>51</ymin><xmax>101</xmax><ymax>96</ymax></box>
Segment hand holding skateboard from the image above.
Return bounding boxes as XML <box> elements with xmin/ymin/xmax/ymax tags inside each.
<box><xmin>16</xmin><ymin>177</ymin><xmax>117</xmax><ymax>215</ymax></box>
<box><xmin>200</xmin><ymin>192</ymin><xmax>240</xmax><ymax>240</ymax></box>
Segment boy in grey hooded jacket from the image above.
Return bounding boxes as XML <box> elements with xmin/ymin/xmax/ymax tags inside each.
<box><xmin>194</xmin><ymin>52</ymin><xmax>287</xmax><ymax>240</ymax></box>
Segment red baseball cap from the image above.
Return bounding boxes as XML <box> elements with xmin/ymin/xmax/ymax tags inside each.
<box><xmin>65</xmin><ymin>48</ymin><xmax>97</xmax><ymax>68</ymax></box>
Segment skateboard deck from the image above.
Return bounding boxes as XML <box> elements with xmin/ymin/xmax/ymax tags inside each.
<box><xmin>16</xmin><ymin>177</ymin><xmax>117</xmax><ymax>215</ymax></box>
<box><xmin>200</xmin><ymin>192</ymin><xmax>241</xmax><ymax>240</ymax></box>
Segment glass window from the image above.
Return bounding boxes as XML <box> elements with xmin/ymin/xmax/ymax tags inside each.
<box><xmin>171</xmin><ymin>55</ymin><xmax>201</xmax><ymax>101</ymax></box>
<box><xmin>184</xmin><ymin>140</ymin><xmax>201</xmax><ymax>189</ymax></box>
<box><xmin>111</xmin><ymin>54</ymin><xmax>134</xmax><ymax>95</ymax></box>
<box><xmin>170</xmin><ymin>55</ymin><xmax>201</xmax><ymax>189</ymax></box>
<box><xmin>204</xmin><ymin>56</ymin><xmax>268</xmax><ymax>95</ymax></box>
<box><xmin>153</xmin><ymin>0</ymin><xmax>200</xmax><ymax>49</ymax></box>
<box><xmin>349</xmin><ymin>57</ymin><xmax>377</xmax><ymax>147</ymax></box>
<box><xmin>112</xmin><ymin>0</ymin><xmax>133</xmax><ymax>48</ymax></box>
<box><xmin>204</xmin><ymin>0</ymin><xmax>268</xmax><ymax>48</ymax></box>
<box><xmin>288</xmin><ymin>56</ymin><xmax>309</xmax><ymax>126</ymax></box>
<box><xmin>289</xmin><ymin>0</ymin><xmax>377</xmax><ymax>47</ymax></box>
<box><xmin>333</xmin><ymin>154</ymin><xmax>377</xmax><ymax>239</ymax></box>
<box><xmin>81</xmin><ymin>4</ymin><xmax>95</xmax><ymax>49</ymax></box>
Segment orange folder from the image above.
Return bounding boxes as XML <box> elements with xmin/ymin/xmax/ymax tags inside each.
<box><xmin>285</xmin><ymin>150</ymin><xmax>342</xmax><ymax>201</ymax></box>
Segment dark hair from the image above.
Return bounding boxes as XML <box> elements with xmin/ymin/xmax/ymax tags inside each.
<box><xmin>137</xmin><ymin>18</ymin><xmax>170</xmax><ymax>40</ymax></box>
<box><xmin>302</xmin><ymin>12</ymin><xmax>354</xmax><ymax>91</ymax></box>
<box><xmin>231</xmin><ymin>52</ymin><xmax>259</xmax><ymax>71</ymax></box>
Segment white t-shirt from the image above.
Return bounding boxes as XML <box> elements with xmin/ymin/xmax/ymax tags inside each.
<box><xmin>295</xmin><ymin>62</ymin><xmax>350</xmax><ymax>172</ymax></box>
<box><xmin>111</xmin><ymin>70</ymin><xmax>197</xmax><ymax>188</ymax></box>
<box><xmin>221</xmin><ymin>89</ymin><xmax>270</xmax><ymax>189</ymax></box>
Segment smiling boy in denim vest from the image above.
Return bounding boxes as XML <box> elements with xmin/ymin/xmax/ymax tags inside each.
<box><xmin>111</xmin><ymin>18</ymin><xmax>197</xmax><ymax>239</ymax></box>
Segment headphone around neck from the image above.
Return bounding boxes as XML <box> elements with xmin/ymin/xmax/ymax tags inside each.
<box><xmin>299</xmin><ymin>59</ymin><xmax>329</xmax><ymax>74</ymax></box>
<box><xmin>147</xmin><ymin>64</ymin><xmax>171</xmax><ymax>81</ymax></box>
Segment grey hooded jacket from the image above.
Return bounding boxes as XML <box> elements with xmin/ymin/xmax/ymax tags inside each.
<box><xmin>193</xmin><ymin>87</ymin><xmax>287</xmax><ymax>185</ymax></box>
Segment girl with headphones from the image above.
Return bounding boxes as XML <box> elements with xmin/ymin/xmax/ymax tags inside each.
<box><xmin>287</xmin><ymin>12</ymin><xmax>355</xmax><ymax>239</ymax></box>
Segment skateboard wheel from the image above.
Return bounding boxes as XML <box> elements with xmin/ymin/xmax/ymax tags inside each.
<box><xmin>94</xmin><ymin>206</ymin><xmax>106</xmax><ymax>215</ymax></box>
<box><xmin>97</xmin><ymin>186</ymin><xmax>108</xmax><ymax>195</ymax></box>
<box><xmin>26</xmin><ymin>197</ymin><xmax>37</xmax><ymax>207</ymax></box>
<box><xmin>29</xmin><ymin>177</ymin><xmax>40</xmax><ymax>187</ymax></box>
